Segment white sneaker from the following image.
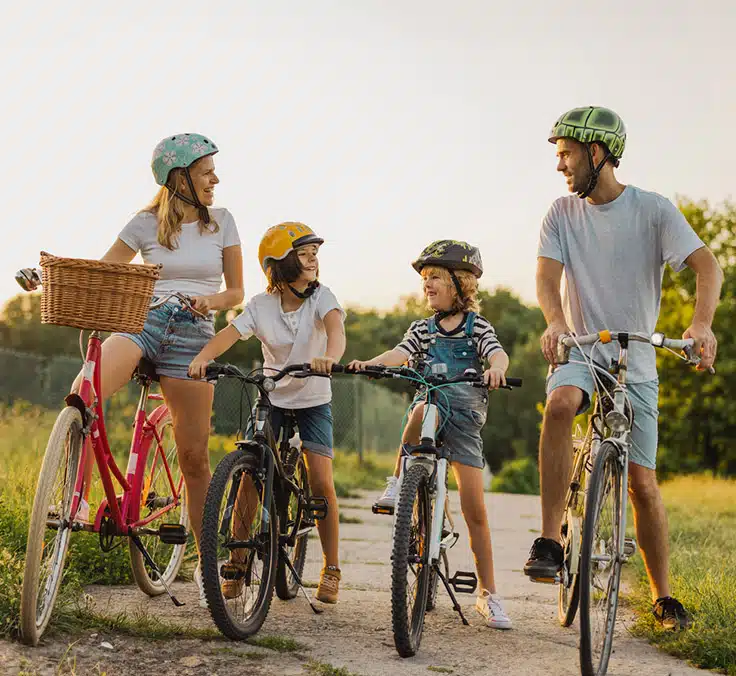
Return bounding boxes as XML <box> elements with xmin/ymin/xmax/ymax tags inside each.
<box><xmin>194</xmin><ymin>563</ymin><xmax>207</xmax><ymax>608</ymax></box>
<box><xmin>475</xmin><ymin>590</ymin><xmax>512</xmax><ymax>630</ymax></box>
<box><xmin>375</xmin><ymin>476</ymin><xmax>399</xmax><ymax>508</ymax></box>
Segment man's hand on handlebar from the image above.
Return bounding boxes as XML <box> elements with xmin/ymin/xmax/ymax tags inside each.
<box><xmin>311</xmin><ymin>356</ymin><xmax>337</xmax><ymax>374</ymax></box>
<box><xmin>541</xmin><ymin>321</ymin><xmax>570</xmax><ymax>365</ymax></box>
<box><xmin>683</xmin><ymin>322</ymin><xmax>717</xmax><ymax>371</ymax></box>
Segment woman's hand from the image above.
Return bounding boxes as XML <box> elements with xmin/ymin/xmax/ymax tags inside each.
<box><xmin>188</xmin><ymin>354</ymin><xmax>210</xmax><ymax>380</ymax></box>
<box><xmin>311</xmin><ymin>356</ymin><xmax>336</xmax><ymax>374</ymax></box>
<box><xmin>190</xmin><ymin>295</ymin><xmax>212</xmax><ymax>315</ymax></box>
<box><xmin>484</xmin><ymin>366</ymin><xmax>507</xmax><ymax>390</ymax></box>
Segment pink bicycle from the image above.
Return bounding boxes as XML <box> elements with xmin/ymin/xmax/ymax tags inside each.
<box><xmin>16</xmin><ymin>255</ymin><xmax>195</xmax><ymax>645</ymax></box>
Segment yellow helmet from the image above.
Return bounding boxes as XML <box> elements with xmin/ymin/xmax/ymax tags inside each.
<box><xmin>258</xmin><ymin>222</ymin><xmax>324</xmax><ymax>273</ymax></box>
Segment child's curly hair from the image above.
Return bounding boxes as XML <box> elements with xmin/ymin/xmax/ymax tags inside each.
<box><xmin>421</xmin><ymin>265</ymin><xmax>480</xmax><ymax>313</ymax></box>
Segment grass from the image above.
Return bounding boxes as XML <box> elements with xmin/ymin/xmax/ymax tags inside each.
<box><xmin>247</xmin><ymin>634</ymin><xmax>308</xmax><ymax>652</ymax></box>
<box><xmin>305</xmin><ymin>660</ymin><xmax>361</xmax><ymax>676</ymax></box>
<box><xmin>339</xmin><ymin>513</ymin><xmax>364</xmax><ymax>524</ymax></box>
<box><xmin>427</xmin><ymin>668</ymin><xmax>454</xmax><ymax>674</ymax></box>
<box><xmin>628</xmin><ymin>474</ymin><xmax>736</xmax><ymax>674</ymax></box>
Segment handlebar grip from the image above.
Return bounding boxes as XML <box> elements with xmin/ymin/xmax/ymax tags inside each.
<box><xmin>330</xmin><ymin>364</ymin><xmax>346</xmax><ymax>373</ymax></box>
<box><xmin>505</xmin><ymin>377</ymin><xmax>523</xmax><ymax>388</ymax></box>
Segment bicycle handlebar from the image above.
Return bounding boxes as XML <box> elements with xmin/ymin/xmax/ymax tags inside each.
<box><xmin>330</xmin><ymin>364</ymin><xmax>522</xmax><ymax>389</ymax></box>
<box><xmin>204</xmin><ymin>362</ymin><xmax>325</xmax><ymax>385</ymax></box>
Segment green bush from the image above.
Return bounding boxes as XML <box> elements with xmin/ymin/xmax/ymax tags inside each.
<box><xmin>490</xmin><ymin>456</ymin><xmax>540</xmax><ymax>495</ymax></box>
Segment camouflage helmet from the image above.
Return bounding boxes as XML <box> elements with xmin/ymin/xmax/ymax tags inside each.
<box><xmin>412</xmin><ymin>240</ymin><xmax>483</xmax><ymax>278</ymax></box>
<box><xmin>548</xmin><ymin>106</ymin><xmax>626</xmax><ymax>160</ymax></box>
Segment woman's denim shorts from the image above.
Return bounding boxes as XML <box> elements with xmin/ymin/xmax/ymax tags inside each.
<box><xmin>115</xmin><ymin>300</ymin><xmax>215</xmax><ymax>380</ymax></box>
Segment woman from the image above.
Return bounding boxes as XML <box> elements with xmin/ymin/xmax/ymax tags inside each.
<box><xmin>77</xmin><ymin>133</ymin><xmax>243</xmax><ymax>604</ymax></box>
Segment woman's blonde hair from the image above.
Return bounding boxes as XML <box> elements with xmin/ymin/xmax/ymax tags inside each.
<box><xmin>141</xmin><ymin>167</ymin><xmax>219</xmax><ymax>250</ymax></box>
<box><xmin>421</xmin><ymin>265</ymin><xmax>480</xmax><ymax>313</ymax></box>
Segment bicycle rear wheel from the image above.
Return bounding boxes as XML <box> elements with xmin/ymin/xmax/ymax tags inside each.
<box><xmin>201</xmin><ymin>448</ymin><xmax>278</xmax><ymax>640</ymax></box>
<box><xmin>129</xmin><ymin>408</ymin><xmax>189</xmax><ymax>596</ymax></box>
<box><xmin>275</xmin><ymin>455</ymin><xmax>310</xmax><ymax>600</ymax></box>
<box><xmin>20</xmin><ymin>406</ymin><xmax>84</xmax><ymax>645</ymax></box>
<box><xmin>391</xmin><ymin>463</ymin><xmax>432</xmax><ymax>658</ymax></box>
<box><xmin>579</xmin><ymin>441</ymin><xmax>623</xmax><ymax>676</ymax></box>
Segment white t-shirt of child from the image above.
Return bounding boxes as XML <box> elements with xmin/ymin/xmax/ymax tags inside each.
<box><xmin>118</xmin><ymin>207</ymin><xmax>241</xmax><ymax>299</ymax></box>
<box><xmin>231</xmin><ymin>285</ymin><xmax>345</xmax><ymax>409</ymax></box>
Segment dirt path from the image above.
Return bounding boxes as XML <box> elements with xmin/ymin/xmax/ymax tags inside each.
<box><xmin>2</xmin><ymin>490</ymin><xmax>707</xmax><ymax>675</ymax></box>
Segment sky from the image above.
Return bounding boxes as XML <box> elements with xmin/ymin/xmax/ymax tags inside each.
<box><xmin>1</xmin><ymin>1</ymin><xmax>734</xmax><ymax>312</ymax></box>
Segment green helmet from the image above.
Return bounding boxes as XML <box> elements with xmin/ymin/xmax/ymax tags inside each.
<box><xmin>151</xmin><ymin>133</ymin><xmax>218</xmax><ymax>186</ymax></box>
<box><xmin>412</xmin><ymin>240</ymin><xmax>483</xmax><ymax>278</ymax></box>
<box><xmin>548</xmin><ymin>106</ymin><xmax>626</xmax><ymax>160</ymax></box>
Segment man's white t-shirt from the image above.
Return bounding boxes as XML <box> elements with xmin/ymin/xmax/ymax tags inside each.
<box><xmin>118</xmin><ymin>207</ymin><xmax>241</xmax><ymax>298</ymax></box>
<box><xmin>231</xmin><ymin>285</ymin><xmax>345</xmax><ymax>408</ymax></box>
<box><xmin>537</xmin><ymin>185</ymin><xmax>704</xmax><ymax>382</ymax></box>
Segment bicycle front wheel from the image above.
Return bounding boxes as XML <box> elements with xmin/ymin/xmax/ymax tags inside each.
<box><xmin>129</xmin><ymin>408</ymin><xmax>189</xmax><ymax>596</ymax></box>
<box><xmin>201</xmin><ymin>448</ymin><xmax>278</xmax><ymax>640</ymax></box>
<box><xmin>391</xmin><ymin>462</ymin><xmax>432</xmax><ymax>658</ymax></box>
<box><xmin>20</xmin><ymin>406</ymin><xmax>84</xmax><ymax>645</ymax></box>
<box><xmin>275</xmin><ymin>455</ymin><xmax>310</xmax><ymax>600</ymax></box>
<box><xmin>579</xmin><ymin>441</ymin><xmax>624</xmax><ymax>676</ymax></box>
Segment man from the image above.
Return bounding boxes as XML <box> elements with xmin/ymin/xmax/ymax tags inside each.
<box><xmin>524</xmin><ymin>106</ymin><xmax>723</xmax><ymax>630</ymax></box>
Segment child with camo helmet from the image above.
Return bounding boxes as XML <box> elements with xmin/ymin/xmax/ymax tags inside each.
<box><xmin>348</xmin><ymin>240</ymin><xmax>513</xmax><ymax>629</ymax></box>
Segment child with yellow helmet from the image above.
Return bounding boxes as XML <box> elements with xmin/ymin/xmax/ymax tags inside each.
<box><xmin>189</xmin><ymin>222</ymin><xmax>345</xmax><ymax>603</ymax></box>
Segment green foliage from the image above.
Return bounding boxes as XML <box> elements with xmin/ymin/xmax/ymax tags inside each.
<box><xmin>655</xmin><ymin>199</ymin><xmax>736</xmax><ymax>477</ymax></box>
<box><xmin>629</xmin><ymin>475</ymin><xmax>736</xmax><ymax>673</ymax></box>
<box><xmin>490</xmin><ymin>456</ymin><xmax>540</xmax><ymax>495</ymax></box>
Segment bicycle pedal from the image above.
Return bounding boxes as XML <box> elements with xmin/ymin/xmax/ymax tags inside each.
<box><xmin>623</xmin><ymin>536</ymin><xmax>637</xmax><ymax>559</ymax></box>
<box><xmin>372</xmin><ymin>503</ymin><xmax>394</xmax><ymax>516</ymax></box>
<box><xmin>304</xmin><ymin>496</ymin><xmax>328</xmax><ymax>521</ymax></box>
<box><xmin>157</xmin><ymin>523</ymin><xmax>188</xmax><ymax>545</ymax></box>
<box><xmin>449</xmin><ymin>570</ymin><xmax>478</xmax><ymax>594</ymax></box>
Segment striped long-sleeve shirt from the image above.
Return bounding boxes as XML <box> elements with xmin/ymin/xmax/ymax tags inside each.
<box><xmin>395</xmin><ymin>314</ymin><xmax>504</xmax><ymax>362</ymax></box>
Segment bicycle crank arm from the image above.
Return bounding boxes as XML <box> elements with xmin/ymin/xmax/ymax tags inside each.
<box><xmin>130</xmin><ymin>534</ymin><xmax>184</xmax><ymax>607</ymax></box>
<box><xmin>278</xmin><ymin>544</ymin><xmax>323</xmax><ymax>615</ymax></box>
<box><xmin>435</xmin><ymin>564</ymin><xmax>471</xmax><ymax>626</ymax></box>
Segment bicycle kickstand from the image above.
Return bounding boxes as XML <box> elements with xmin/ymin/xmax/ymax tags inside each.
<box><xmin>278</xmin><ymin>544</ymin><xmax>323</xmax><ymax>615</ymax></box>
<box><xmin>434</xmin><ymin>563</ymin><xmax>470</xmax><ymax>626</ymax></box>
<box><xmin>130</xmin><ymin>534</ymin><xmax>185</xmax><ymax>607</ymax></box>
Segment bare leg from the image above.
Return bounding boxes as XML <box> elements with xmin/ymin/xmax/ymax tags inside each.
<box><xmin>304</xmin><ymin>450</ymin><xmax>339</xmax><ymax>568</ymax></box>
<box><xmin>539</xmin><ymin>386</ymin><xmax>583</xmax><ymax>542</ymax></box>
<box><xmin>390</xmin><ymin>405</ymin><xmax>426</xmax><ymax>476</ymax></box>
<box><xmin>159</xmin><ymin>376</ymin><xmax>214</xmax><ymax>554</ymax></box>
<box><xmin>453</xmin><ymin>462</ymin><xmax>496</xmax><ymax>593</ymax></box>
<box><xmin>629</xmin><ymin>463</ymin><xmax>670</xmax><ymax>601</ymax></box>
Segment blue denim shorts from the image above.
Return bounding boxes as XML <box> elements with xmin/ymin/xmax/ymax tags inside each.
<box><xmin>115</xmin><ymin>301</ymin><xmax>215</xmax><ymax>381</ymax></box>
<box><xmin>546</xmin><ymin>348</ymin><xmax>659</xmax><ymax>469</ymax></box>
<box><xmin>247</xmin><ymin>403</ymin><xmax>334</xmax><ymax>459</ymax></box>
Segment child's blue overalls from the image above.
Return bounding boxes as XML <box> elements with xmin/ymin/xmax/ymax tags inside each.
<box><xmin>413</xmin><ymin>312</ymin><xmax>488</xmax><ymax>469</ymax></box>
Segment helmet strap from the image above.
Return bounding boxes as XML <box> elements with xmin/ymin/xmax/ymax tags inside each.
<box><xmin>577</xmin><ymin>144</ymin><xmax>612</xmax><ymax>200</ymax></box>
<box><xmin>449</xmin><ymin>270</ymin><xmax>464</xmax><ymax>301</ymax></box>
<box><xmin>165</xmin><ymin>167</ymin><xmax>211</xmax><ymax>224</ymax></box>
<box><xmin>288</xmin><ymin>281</ymin><xmax>320</xmax><ymax>299</ymax></box>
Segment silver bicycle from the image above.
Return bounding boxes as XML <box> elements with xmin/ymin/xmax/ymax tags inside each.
<box><xmin>554</xmin><ymin>330</ymin><xmax>710</xmax><ymax>676</ymax></box>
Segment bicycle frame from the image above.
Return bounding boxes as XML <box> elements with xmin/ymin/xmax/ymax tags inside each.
<box><xmin>69</xmin><ymin>332</ymin><xmax>183</xmax><ymax>535</ymax></box>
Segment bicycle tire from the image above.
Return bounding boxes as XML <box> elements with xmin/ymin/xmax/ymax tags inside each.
<box><xmin>275</xmin><ymin>455</ymin><xmax>310</xmax><ymax>600</ymax></box>
<box><xmin>391</xmin><ymin>462</ymin><xmax>432</xmax><ymax>658</ymax></box>
<box><xmin>20</xmin><ymin>406</ymin><xmax>83</xmax><ymax>645</ymax></box>
<box><xmin>129</xmin><ymin>408</ymin><xmax>189</xmax><ymax>596</ymax></box>
<box><xmin>201</xmin><ymin>448</ymin><xmax>278</xmax><ymax>640</ymax></box>
<box><xmin>579</xmin><ymin>441</ymin><xmax>623</xmax><ymax>676</ymax></box>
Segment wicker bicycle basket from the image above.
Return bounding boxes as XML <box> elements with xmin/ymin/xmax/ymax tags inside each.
<box><xmin>39</xmin><ymin>251</ymin><xmax>161</xmax><ymax>333</ymax></box>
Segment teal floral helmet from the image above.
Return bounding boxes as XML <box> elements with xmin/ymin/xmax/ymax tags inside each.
<box><xmin>150</xmin><ymin>133</ymin><xmax>219</xmax><ymax>222</ymax></box>
<box><xmin>151</xmin><ymin>133</ymin><xmax>218</xmax><ymax>186</ymax></box>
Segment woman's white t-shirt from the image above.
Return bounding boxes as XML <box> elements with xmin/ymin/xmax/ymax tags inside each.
<box><xmin>118</xmin><ymin>207</ymin><xmax>241</xmax><ymax>298</ymax></box>
<box><xmin>231</xmin><ymin>285</ymin><xmax>345</xmax><ymax>409</ymax></box>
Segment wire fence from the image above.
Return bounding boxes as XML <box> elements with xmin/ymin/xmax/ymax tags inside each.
<box><xmin>0</xmin><ymin>347</ymin><xmax>410</xmax><ymax>455</ymax></box>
